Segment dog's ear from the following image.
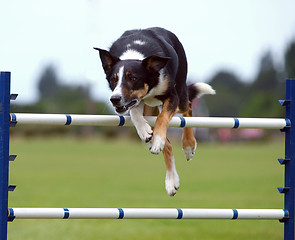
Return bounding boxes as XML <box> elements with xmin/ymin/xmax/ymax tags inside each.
<box><xmin>93</xmin><ymin>48</ymin><xmax>120</xmax><ymax>74</ymax></box>
<box><xmin>142</xmin><ymin>56</ymin><xmax>171</xmax><ymax>72</ymax></box>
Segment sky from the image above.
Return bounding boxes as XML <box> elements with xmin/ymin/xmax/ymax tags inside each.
<box><xmin>1</xmin><ymin>0</ymin><xmax>295</xmax><ymax>104</ymax></box>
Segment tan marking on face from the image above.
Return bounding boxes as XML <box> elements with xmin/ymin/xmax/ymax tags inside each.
<box><xmin>126</xmin><ymin>71</ymin><xmax>131</xmax><ymax>78</ymax></box>
<box><xmin>130</xmin><ymin>83</ymin><xmax>149</xmax><ymax>100</ymax></box>
<box><xmin>119</xmin><ymin>83</ymin><xmax>149</xmax><ymax>104</ymax></box>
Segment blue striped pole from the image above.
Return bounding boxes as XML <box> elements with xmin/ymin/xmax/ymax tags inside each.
<box><xmin>0</xmin><ymin>72</ymin><xmax>10</xmax><ymax>240</ymax></box>
<box><xmin>283</xmin><ymin>79</ymin><xmax>295</xmax><ymax>240</ymax></box>
<box><xmin>10</xmin><ymin>113</ymin><xmax>289</xmax><ymax>129</ymax></box>
<box><xmin>7</xmin><ymin>208</ymin><xmax>288</xmax><ymax>220</ymax></box>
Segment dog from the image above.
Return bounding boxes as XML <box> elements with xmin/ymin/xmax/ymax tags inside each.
<box><xmin>94</xmin><ymin>27</ymin><xmax>215</xmax><ymax>196</ymax></box>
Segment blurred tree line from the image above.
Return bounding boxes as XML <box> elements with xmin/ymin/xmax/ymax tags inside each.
<box><xmin>206</xmin><ymin>38</ymin><xmax>295</xmax><ymax>118</ymax></box>
<box><xmin>11</xmin><ymin>38</ymin><xmax>295</xmax><ymax>137</ymax></box>
<box><xmin>13</xmin><ymin>65</ymin><xmax>112</xmax><ymax>115</ymax></box>
<box><xmin>11</xmin><ymin>65</ymin><xmax>115</xmax><ymax>137</ymax></box>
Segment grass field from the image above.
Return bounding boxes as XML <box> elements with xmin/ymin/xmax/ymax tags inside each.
<box><xmin>8</xmin><ymin>137</ymin><xmax>285</xmax><ymax>240</ymax></box>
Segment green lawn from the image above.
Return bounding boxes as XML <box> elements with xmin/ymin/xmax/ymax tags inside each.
<box><xmin>8</xmin><ymin>137</ymin><xmax>285</xmax><ymax>239</ymax></box>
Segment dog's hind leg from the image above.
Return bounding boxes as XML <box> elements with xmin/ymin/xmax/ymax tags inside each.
<box><xmin>143</xmin><ymin>105</ymin><xmax>179</xmax><ymax>196</ymax></box>
<box><xmin>181</xmin><ymin>101</ymin><xmax>197</xmax><ymax>161</ymax></box>
<box><xmin>163</xmin><ymin>137</ymin><xmax>179</xmax><ymax>196</ymax></box>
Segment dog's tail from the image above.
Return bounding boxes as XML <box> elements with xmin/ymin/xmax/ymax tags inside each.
<box><xmin>188</xmin><ymin>82</ymin><xmax>216</xmax><ymax>101</ymax></box>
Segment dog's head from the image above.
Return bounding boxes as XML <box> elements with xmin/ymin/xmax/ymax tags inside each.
<box><xmin>94</xmin><ymin>48</ymin><xmax>170</xmax><ymax>114</ymax></box>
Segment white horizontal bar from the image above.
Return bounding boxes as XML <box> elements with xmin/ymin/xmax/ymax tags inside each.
<box><xmin>8</xmin><ymin>208</ymin><xmax>288</xmax><ymax>220</ymax></box>
<box><xmin>236</xmin><ymin>209</ymin><xmax>287</xmax><ymax>219</ymax></box>
<box><xmin>10</xmin><ymin>114</ymin><xmax>133</xmax><ymax>127</ymax></box>
<box><xmin>9</xmin><ymin>208</ymin><xmax>65</xmax><ymax>219</ymax></box>
<box><xmin>10</xmin><ymin>113</ymin><xmax>289</xmax><ymax>129</ymax></box>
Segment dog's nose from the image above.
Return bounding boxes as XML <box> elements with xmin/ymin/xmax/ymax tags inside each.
<box><xmin>110</xmin><ymin>95</ymin><xmax>122</xmax><ymax>105</ymax></box>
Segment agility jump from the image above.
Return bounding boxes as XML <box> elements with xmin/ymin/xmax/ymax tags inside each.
<box><xmin>1</xmin><ymin>72</ymin><xmax>295</xmax><ymax>240</ymax></box>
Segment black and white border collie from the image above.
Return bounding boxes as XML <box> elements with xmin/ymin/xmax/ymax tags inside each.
<box><xmin>94</xmin><ymin>27</ymin><xmax>215</xmax><ymax>196</ymax></box>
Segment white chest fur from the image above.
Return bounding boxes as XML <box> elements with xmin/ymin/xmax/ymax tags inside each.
<box><xmin>142</xmin><ymin>69</ymin><xmax>167</xmax><ymax>107</ymax></box>
<box><xmin>143</xmin><ymin>97</ymin><xmax>163</xmax><ymax>107</ymax></box>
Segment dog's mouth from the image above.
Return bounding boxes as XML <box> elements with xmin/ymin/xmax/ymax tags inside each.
<box><xmin>115</xmin><ymin>99</ymin><xmax>138</xmax><ymax>114</ymax></box>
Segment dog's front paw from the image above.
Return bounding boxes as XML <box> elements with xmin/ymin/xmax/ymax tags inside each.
<box><xmin>149</xmin><ymin>135</ymin><xmax>165</xmax><ymax>154</ymax></box>
<box><xmin>165</xmin><ymin>169</ymin><xmax>180</xmax><ymax>196</ymax></box>
<box><xmin>136</xmin><ymin>123</ymin><xmax>153</xmax><ymax>142</ymax></box>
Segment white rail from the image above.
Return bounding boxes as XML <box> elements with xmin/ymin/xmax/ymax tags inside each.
<box><xmin>10</xmin><ymin>113</ymin><xmax>290</xmax><ymax>129</ymax></box>
<box><xmin>8</xmin><ymin>208</ymin><xmax>288</xmax><ymax>220</ymax></box>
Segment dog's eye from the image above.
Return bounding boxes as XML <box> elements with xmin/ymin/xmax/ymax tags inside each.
<box><xmin>126</xmin><ymin>71</ymin><xmax>136</xmax><ymax>82</ymax></box>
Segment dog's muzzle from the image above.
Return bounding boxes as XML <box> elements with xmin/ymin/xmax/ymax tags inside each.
<box><xmin>110</xmin><ymin>95</ymin><xmax>138</xmax><ymax>114</ymax></box>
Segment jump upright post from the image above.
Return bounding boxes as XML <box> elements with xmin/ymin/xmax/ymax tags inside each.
<box><xmin>0</xmin><ymin>71</ymin><xmax>295</xmax><ymax>240</ymax></box>
<box><xmin>0</xmin><ymin>72</ymin><xmax>11</xmax><ymax>240</ymax></box>
<box><xmin>282</xmin><ymin>79</ymin><xmax>295</xmax><ymax>240</ymax></box>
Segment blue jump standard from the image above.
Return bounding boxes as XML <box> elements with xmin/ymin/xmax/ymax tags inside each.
<box><xmin>0</xmin><ymin>72</ymin><xmax>11</xmax><ymax>240</ymax></box>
